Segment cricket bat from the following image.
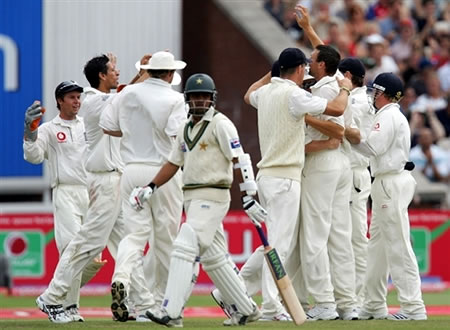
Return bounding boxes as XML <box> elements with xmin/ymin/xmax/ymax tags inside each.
<box><xmin>254</xmin><ymin>224</ymin><xmax>307</xmax><ymax>325</ymax></box>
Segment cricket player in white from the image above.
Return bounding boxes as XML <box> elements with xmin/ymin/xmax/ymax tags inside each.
<box><xmin>294</xmin><ymin>8</ymin><xmax>359</xmax><ymax>319</ymax></box>
<box><xmin>338</xmin><ymin>58</ymin><xmax>375</xmax><ymax>309</ymax></box>
<box><xmin>297</xmin><ymin>44</ymin><xmax>358</xmax><ymax>321</ymax></box>
<box><xmin>101</xmin><ymin>51</ymin><xmax>185</xmax><ymax>321</ymax></box>
<box><xmin>349</xmin><ymin>73</ymin><xmax>427</xmax><ymax>321</ymax></box>
<box><xmin>25</xmin><ymin>81</ymin><xmax>88</xmax><ymax>323</ymax></box>
<box><xmin>130</xmin><ymin>73</ymin><xmax>263</xmax><ymax>327</ymax></box>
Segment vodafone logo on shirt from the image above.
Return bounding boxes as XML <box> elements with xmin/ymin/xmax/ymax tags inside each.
<box><xmin>373</xmin><ymin>122</ymin><xmax>380</xmax><ymax>131</ymax></box>
<box><xmin>56</xmin><ymin>132</ymin><xmax>66</xmax><ymax>142</ymax></box>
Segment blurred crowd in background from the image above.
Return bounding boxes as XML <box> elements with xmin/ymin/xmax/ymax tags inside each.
<box><xmin>264</xmin><ymin>0</ymin><xmax>450</xmax><ymax>207</ymax></box>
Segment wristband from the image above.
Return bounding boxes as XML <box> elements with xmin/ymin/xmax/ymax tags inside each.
<box><xmin>340</xmin><ymin>87</ymin><xmax>351</xmax><ymax>96</ymax></box>
<box><xmin>148</xmin><ymin>182</ymin><xmax>157</xmax><ymax>190</ymax></box>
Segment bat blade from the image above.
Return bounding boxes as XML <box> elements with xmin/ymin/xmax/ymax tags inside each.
<box><xmin>264</xmin><ymin>246</ymin><xmax>307</xmax><ymax>325</ymax></box>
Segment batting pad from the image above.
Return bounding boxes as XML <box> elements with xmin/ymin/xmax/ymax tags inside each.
<box><xmin>202</xmin><ymin>243</ymin><xmax>254</xmax><ymax>315</ymax></box>
<box><xmin>164</xmin><ymin>223</ymin><xmax>199</xmax><ymax>319</ymax></box>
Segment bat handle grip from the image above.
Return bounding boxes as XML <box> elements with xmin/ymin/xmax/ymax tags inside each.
<box><xmin>256</xmin><ymin>225</ymin><xmax>270</xmax><ymax>248</ymax></box>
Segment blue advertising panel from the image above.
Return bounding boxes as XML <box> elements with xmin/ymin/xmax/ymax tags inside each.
<box><xmin>0</xmin><ymin>0</ymin><xmax>42</xmax><ymax>177</ymax></box>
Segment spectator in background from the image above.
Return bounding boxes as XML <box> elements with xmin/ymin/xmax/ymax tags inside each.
<box><xmin>390</xmin><ymin>19</ymin><xmax>416</xmax><ymax>63</ymax></box>
<box><xmin>334</xmin><ymin>0</ymin><xmax>366</xmax><ymax>22</ymax></box>
<box><xmin>364</xmin><ymin>34</ymin><xmax>399</xmax><ymax>84</ymax></box>
<box><xmin>399</xmin><ymin>86</ymin><xmax>417</xmax><ymax>120</ymax></box>
<box><xmin>435</xmin><ymin>95</ymin><xmax>450</xmax><ymax>137</ymax></box>
<box><xmin>437</xmin><ymin>57</ymin><xmax>450</xmax><ymax>94</ymax></box>
<box><xmin>264</xmin><ymin>0</ymin><xmax>286</xmax><ymax>27</ymax></box>
<box><xmin>409</xmin><ymin>106</ymin><xmax>446</xmax><ymax>147</ymax></box>
<box><xmin>365</xmin><ymin>0</ymin><xmax>391</xmax><ymax>20</ymax></box>
<box><xmin>325</xmin><ymin>21</ymin><xmax>352</xmax><ymax>58</ymax></box>
<box><xmin>345</xmin><ymin>3</ymin><xmax>375</xmax><ymax>48</ymax></box>
<box><xmin>405</xmin><ymin>56</ymin><xmax>435</xmax><ymax>96</ymax></box>
<box><xmin>410</xmin><ymin>127</ymin><xmax>449</xmax><ymax>182</ymax></box>
<box><xmin>410</xmin><ymin>72</ymin><xmax>447</xmax><ymax>112</ymax></box>
<box><xmin>413</xmin><ymin>0</ymin><xmax>440</xmax><ymax>39</ymax></box>
<box><xmin>378</xmin><ymin>0</ymin><xmax>409</xmax><ymax>43</ymax></box>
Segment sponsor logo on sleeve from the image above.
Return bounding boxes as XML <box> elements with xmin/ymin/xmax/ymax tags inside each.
<box><xmin>230</xmin><ymin>138</ymin><xmax>241</xmax><ymax>149</ymax></box>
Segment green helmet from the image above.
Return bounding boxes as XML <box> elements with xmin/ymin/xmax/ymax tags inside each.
<box><xmin>184</xmin><ymin>73</ymin><xmax>217</xmax><ymax>117</ymax></box>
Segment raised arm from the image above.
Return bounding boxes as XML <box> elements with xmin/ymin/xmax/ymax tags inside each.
<box><xmin>244</xmin><ymin>71</ymin><xmax>271</xmax><ymax>105</ymax></box>
<box><xmin>294</xmin><ymin>5</ymin><xmax>324</xmax><ymax>48</ymax></box>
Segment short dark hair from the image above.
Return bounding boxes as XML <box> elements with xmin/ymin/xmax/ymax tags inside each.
<box><xmin>316</xmin><ymin>45</ymin><xmax>341</xmax><ymax>76</ymax></box>
<box><xmin>83</xmin><ymin>55</ymin><xmax>109</xmax><ymax>88</ymax></box>
<box><xmin>280</xmin><ymin>66</ymin><xmax>299</xmax><ymax>76</ymax></box>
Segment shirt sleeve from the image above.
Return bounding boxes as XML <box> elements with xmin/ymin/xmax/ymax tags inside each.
<box><xmin>289</xmin><ymin>88</ymin><xmax>327</xmax><ymax>118</ymax></box>
<box><xmin>23</xmin><ymin>124</ymin><xmax>49</xmax><ymax>164</ymax></box>
<box><xmin>249</xmin><ymin>89</ymin><xmax>260</xmax><ymax>110</ymax></box>
<box><xmin>364</xmin><ymin>111</ymin><xmax>394</xmax><ymax>157</ymax></box>
<box><xmin>215</xmin><ymin>118</ymin><xmax>244</xmax><ymax>160</ymax></box>
<box><xmin>99</xmin><ymin>93</ymin><xmax>122</xmax><ymax>131</ymax></box>
<box><xmin>166</xmin><ymin>95</ymin><xmax>188</xmax><ymax>137</ymax></box>
<box><xmin>168</xmin><ymin>127</ymin><xmax>185</xmax><ymax>167</ymax></box>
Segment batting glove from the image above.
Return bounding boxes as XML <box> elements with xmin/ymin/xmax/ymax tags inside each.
<box><xmin>242</xmin><ymin>195</ymin><xmax>267</xmax><ymax>225</ymax></box>
<box><xmin>129</xmin><ymin>186</ymin><xmax>154</xmax><ymax>211</ymax></box>
<box><xmin>24</xmin><ymin>103</ymin><xmax>44</xmax><ymax>141</ymax></box>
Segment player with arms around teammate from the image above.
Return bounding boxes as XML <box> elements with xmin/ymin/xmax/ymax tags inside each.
<box><xmin>130</xmin><ymin>73</ymin><xmax>263</xmax><ymax>327</ymax></box>
<box><xmin>348</xmin><ymin>73</ymin><xmax>427</xmax><ymax>321</ymax></box>
<box><xmin>238</xmin><ymin>47</ymin><xmax>352</xmax><ymax>321</ymax></box>
<box><xmin>24</xmin><ymin>81</ymin><xmax>88</xmax><ymax>323</ymax></box>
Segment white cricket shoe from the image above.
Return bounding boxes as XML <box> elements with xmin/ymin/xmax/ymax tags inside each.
<box><xmin>36</xmin><ymin>296</ymin><xmax>72</xmax><ymax>323</ymax></box>
<box><xmin>338</xmin><ymin>308</ymin><xmax>359</xmax><ymax>320</ymax></box>
<box><xmin>387</xmin><ymin>312</ymin><xmax>427</xmax><ymax>321</ymax></box>
<box><xmin>111</xmin><ymin>281</ymin><xmax>129</xmax><ymax>322</ymax></box>
<box><xmin>260</xmin><ymin>311</ymin><xmax>292</xmax><ymax>321</ymax></box>
<box><xmin>306</xmin><ymin>305</ymin><xmax>339</xmax><ymax>321</ymax></box>
<box><xmin>358</xmin><ymin>308</ymin><xmax>387</xmax><ymax>320</ymax></box>
<box><xmin>65</xmin><ymin>304</ymin><xmax>84</xmax><ymax>322</ymax></box>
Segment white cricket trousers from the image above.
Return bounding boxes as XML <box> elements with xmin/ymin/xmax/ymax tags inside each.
<box><xmin>350</xmin><ymin>166</ymin><xmax>371</xmax><ymax>307</ymax></box>
<box><xmin>300</xmin><ymin>149</ymin><xmax>357</xmax><ymax>311</ymax></box>
<box><xmin>113</xmin><ymin>163</ymin><xmax>183</xmax><ymax>312</ymax></box>
<box><xmin>43</xmin><ymin>172</ymin><xmax>131</xmax><ymax>305</ymax></box>
<box><xmin>256</xmin><ymin>175</ymin><xmax>301</xmax><ymax>317</ymax></box>
<box><xmin>363</xmin><ymin>171</ymin><xmax>426</xmax><ymax>316</ymax></box>
<box><xmin>51</xmin><ymin>184</ymin><xmax>88</xmax><ymax>308</ymax></box>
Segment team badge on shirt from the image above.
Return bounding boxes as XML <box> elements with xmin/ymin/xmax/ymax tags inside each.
<box><xmin>373</xmin><ymin>122</ymin><xmax>380</xmax><ymax>131</ymax></box>
<box><xmin>56</xmin><ymin>132</ymin><xmax>66</xmax><ymax>142</ymax></box>
<box><xmin>180</xmin><ymin>142</ymin><xmax>187</xmax><ymax>152</ymax></box>
<box><xmin>230</xmin><ymin>138</ymin><xmax>241</xmax><ymax>149</ymax></box>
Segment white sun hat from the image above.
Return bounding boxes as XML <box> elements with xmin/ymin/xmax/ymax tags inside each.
<box><xmin>135</xmin><ymin>60</ymin><xmax>181</xmax><ymax>86</ymax></box>
<box><xmin>139</xmin><ymin>51</ymin><xmax>186</xmax><ymax>70</ymax></box>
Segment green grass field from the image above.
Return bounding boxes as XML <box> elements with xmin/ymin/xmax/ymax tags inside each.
<box><xmin>1</xmin><ymin>290</ymin><xmax>449</xmax><ymax>329</ymax></box>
